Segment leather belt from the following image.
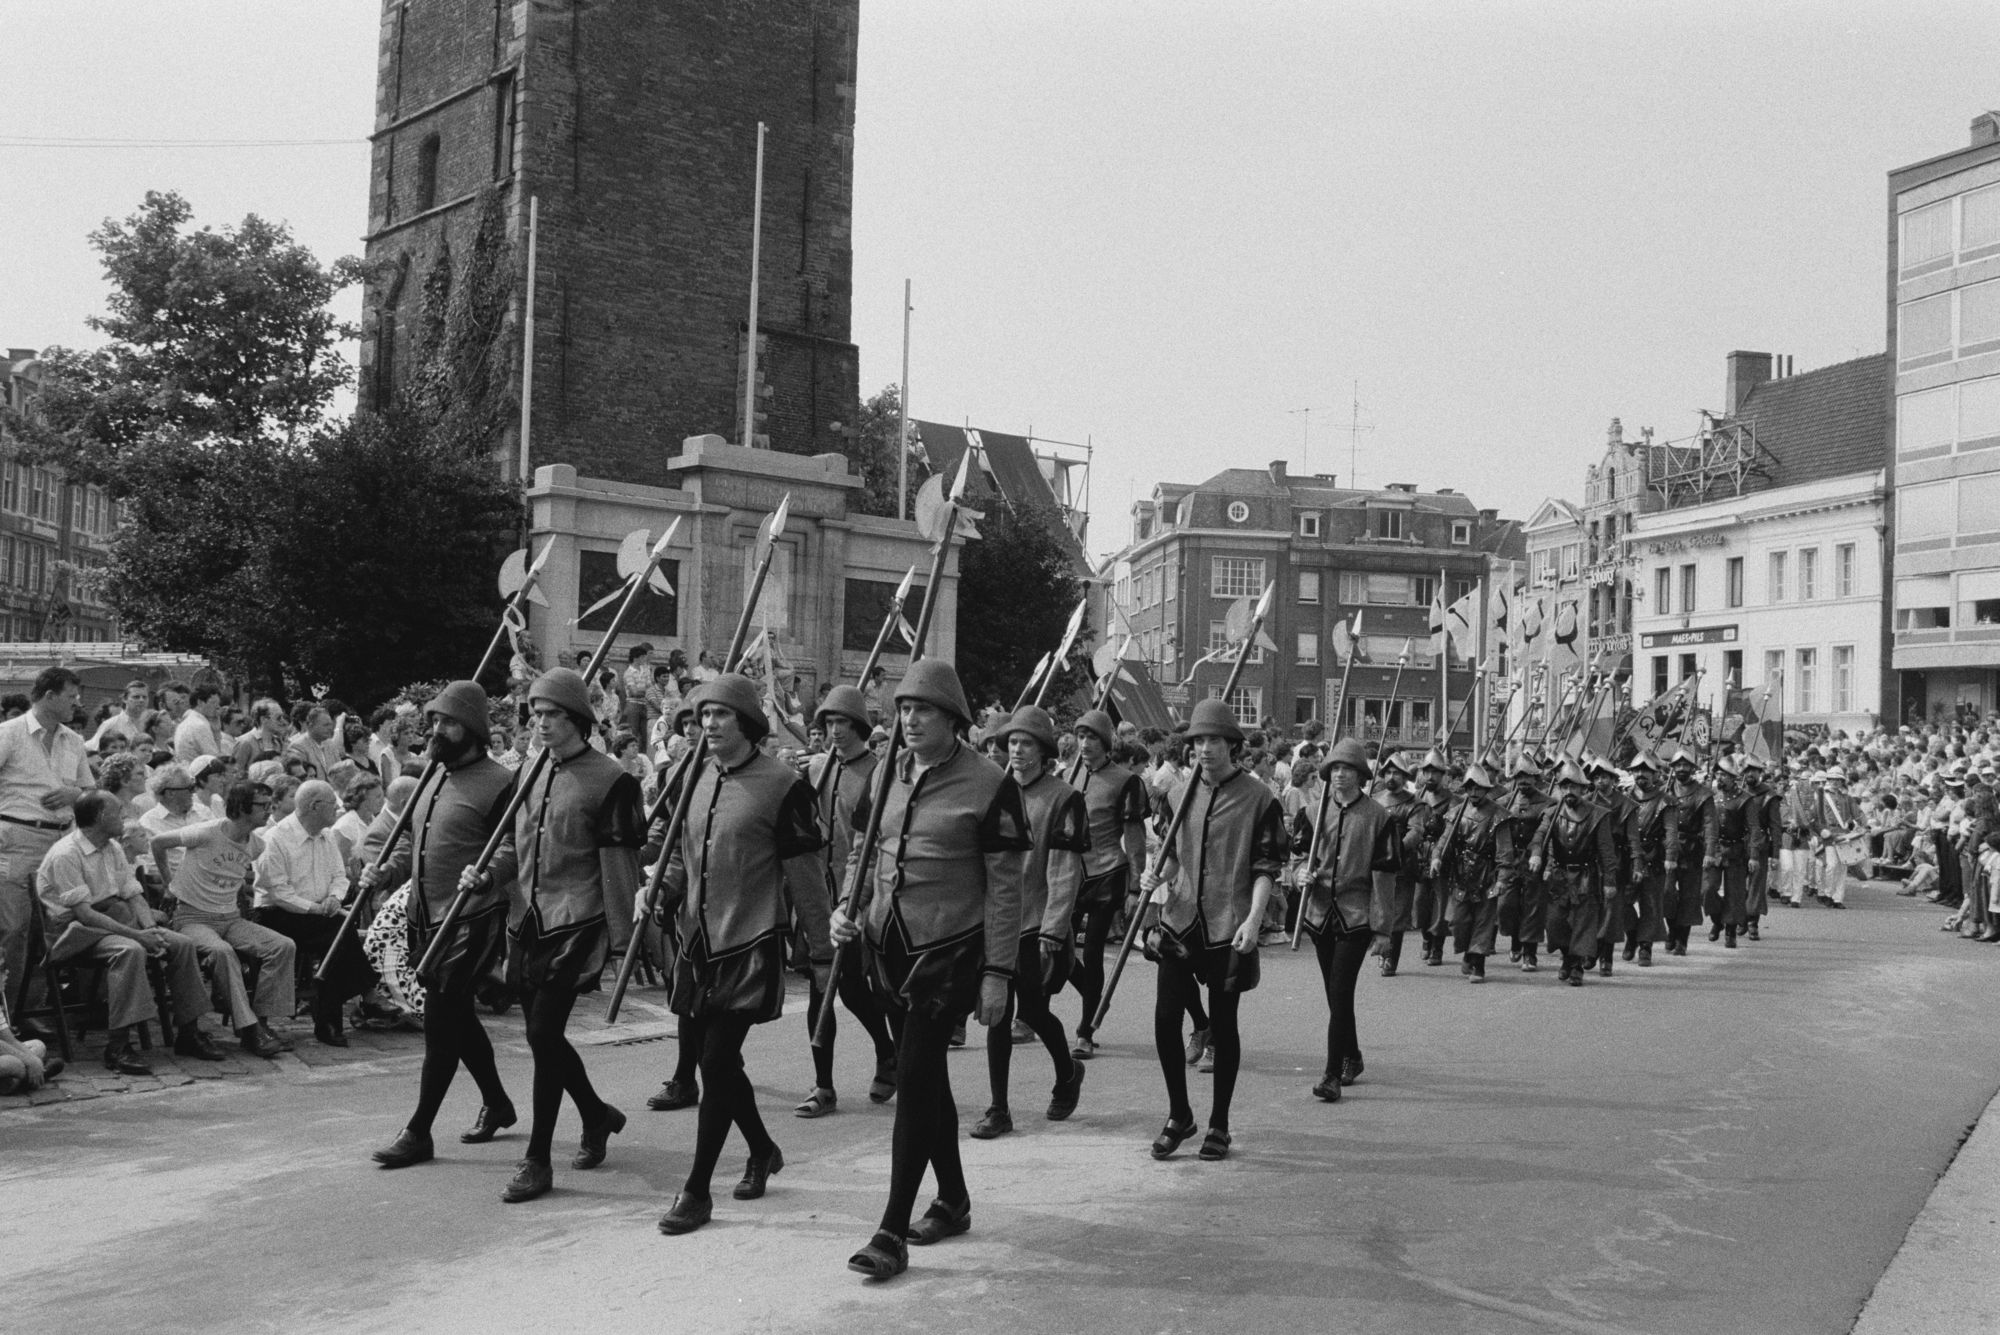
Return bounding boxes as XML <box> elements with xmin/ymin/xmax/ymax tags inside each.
<box><xmin>0</xmin><ymin>813</ymin><xmax>71</xmax><ymax>832</ymax></box>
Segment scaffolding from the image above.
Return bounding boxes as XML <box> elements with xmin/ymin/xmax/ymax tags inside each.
<box><xmin>1645</xmin><ymin>411</ymin><xmax>1774</xmax><ymax>509</ymax></box>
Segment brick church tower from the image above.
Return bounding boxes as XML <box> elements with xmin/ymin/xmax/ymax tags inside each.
<box><xmin>358</xmin><ymin>0</ymin><xmax>861</xmax><ymax>485</ymax></box>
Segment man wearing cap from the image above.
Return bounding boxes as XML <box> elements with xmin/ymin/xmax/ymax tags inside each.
<box><xmin>793</xmin><ymin>684</ymin><xmax>898</xmax><ymax>1118</ymax></box>
<box><xmin>368</xmin><ymin>681</ymin><xmax>520</xmax><ymax>1172</ymax></box>
<box><xmin>970</xmin><ymin>706</ymin><xmax>1087</xmax><ymax>1141</ymax></box>
<box><xmin>1493</xmin><ymin>756</ymin><xmax>1554</xmax><ymax>973</ymax></box>
<box><xmin>1409</xmin><ymin>749</ymin><xmax>1456</xmax><ymax>968</ymax></box>
<box><xmin>1620</xmin><ymin>753</ymin><xmax>1672</xmax><ymax>967</ymax></box>
<box><xmin>1584</xmin><ymin>755</ymin><xmax>1633</xmax><ymax>976</ymax></box>
<box><xmin>1528</xmin><ymin>759</ymin><xmax>1619</xmax><ymax>986</ymax></box>
<box><xmin>1136</xmin><ymin>698</ymin><xmax>1286</xmax><ymax>1163</ymax></box>
<box><xmin>1779</xmin><ymin>763</ymin><xmax>1825</xmax><ymax>908</ymax></box>
<box><xmin>1744</xmin><ymin>756</ymin><xmax>1782</xmax><ymax>940</ymax></box>
<box><xmin>1662</xmin><ymin>750</ymin><xmax>1712</xmax><ymax>954</ymax></box>
<box><xmin>459</xmin><ymin>668</ymin><xmax>644</xmax><ymax>1203</ymax></box>
<box><xmin>1066</xmin><ymin>708</ymin><xmax>1149</xmax><ymax>1058</ymax></box>
<box><xmin>1815</xmin><ymin>768</ymin><xmax>1859</xmax><ymax>908</ymax></box>
<box><xmin>1368</xmin><ymin>752</ymin><xmax>1419</xmax><ymax>976</ymax></box>
<box><xmin>829</xmin><ymin>659</ymin><xmax>1030</xmax><ymax>1280</ymax></box>
<box><xmin>1700</xmin><ymin>757</ymin><xmax>1763</xmax><ymax>949</ymax></box>
<box><xmin>1298</xmin><ymin>737</ymin><xmax>1397</xmax><ymax>1098</ymax></box>
<box><xmin>1431</xmin><ymin>763</ymin><xmax>1502</xmax><ymax>981</ymax></box>
<box><xmin>655</xmin><ymin>674</ymin><xmax>827</xmax><ymax>1236</ymax></box>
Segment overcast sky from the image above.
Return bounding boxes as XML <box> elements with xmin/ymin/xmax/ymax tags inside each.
<box><xmin>5</xmin><ymin>2</ymin><xmax>1997</xmax><ymax>562</ymax></box>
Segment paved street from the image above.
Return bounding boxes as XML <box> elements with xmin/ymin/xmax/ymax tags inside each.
<box><xmin>6</xmin><ymin>883</ymin><xmax>2000</xmax><ymax>1334</ymax></box>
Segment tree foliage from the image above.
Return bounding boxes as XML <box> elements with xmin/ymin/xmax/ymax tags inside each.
<box><xmin>953</xmin><ymin>499</ymin><xmax>1087</xmax><ymax>717</ymax></box>
<box><xmin>850</xmin><ymin>383</ymin><xmax>916</xmax><ymax>519</ymax></box>
<box><xmin>10</xmin><ymin>191</ymin><xmax>522</xmax><ymax>707</ymax></box>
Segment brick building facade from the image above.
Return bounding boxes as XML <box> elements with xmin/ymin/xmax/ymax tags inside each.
<box><xmin>359</xmin><ymin>0</ymin><xmax>860</xmax><ymax>485</ymax></box>
<box><xmin>0</xmin><ymin>350</ymin><xmax>120</xmax><ymax>643</ymax></box>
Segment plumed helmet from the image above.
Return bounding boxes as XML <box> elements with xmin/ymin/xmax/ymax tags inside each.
<box><xmin>426</xmin><ymin>679</ymin><xmax>491</xmax><ymax>745</ymax></box>
<box><xmin>1183</xmin><ymin>698</ymin><xmax>1245</xmax><ymax>743</ymax></box>
<box><xmin>1461</xmin><ymin>762</ymin><xmax>1497</xmax><ymax>790</ymax></box>
<box><xmin>1320</xmin><ymin>736</ymin><xmax>1372</xmax><ymax>781</ymax></box>
<box><xmin>1001</xmin><ymin>705</ymin><xmax>1060</xmax><ymax>756</ymax></box>
<box><xmin>895</xmin><ymin>659</ymin><xmax>971</xmax><ymax>724</ymax></box>
<box><xmin>1074</xmin><ymin>708</ymin><xmax>1117</xmax><ymax>749</ymax></box>
<box><xmin>816</xmin><ymin>684</ymin><xmax>871</xmax><ymax>731</ymax></box>
<box><xmin>691</xmin><ymin>673</ymin><xmax>770</xmax><ymax>744</ymax></box>
<box><xmin>528</xmin><ymin>668</ymin><xmax>593</xmax><ymax>728</ymax></box>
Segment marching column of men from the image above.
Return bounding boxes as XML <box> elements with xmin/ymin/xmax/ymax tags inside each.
<box><xmin>338</xmin><ymin>655</ymin><xmax>1809</xmax><ymax>1282</ymax></box>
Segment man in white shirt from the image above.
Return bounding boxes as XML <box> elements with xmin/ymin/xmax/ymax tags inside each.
<box><xmin>37</xmin><ymin>790</ymin><xmax>226</xmax><ymax>1072</ymax></box>
<box><xmin>172</xmin><ymin>684</ymin><xmax>226</xmax><ymax>766</ymax></box>
<box><xmin>138</xmin><ymin>764</ymin><xmax>207</xmax><ymax>879</ymax></box>
<box><xmin>254</xmin><ymin>780</ymin><xmax>373</xmax><ymax>1045</ymax></box>
<box><xmin>0</xmin><ymin>667</ymin><xmax>93</xmax><ymax>1031</ymax></box>
<box><xmin>149</xmin><ymin>782</ymin><xmax>293</xmax><ymax>1058</ymax></box>
<box><xmin>89</xmin><ymin>679</ymin><xmax>153</xmax><ymax>755</ymax></box>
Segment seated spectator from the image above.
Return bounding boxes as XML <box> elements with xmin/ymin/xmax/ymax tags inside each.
<box><xmin>359</xmin><ymin>775</ymin><xmax>418</xmax><ymax>869</ymax></box>
<box><xmin>139</xmin><ymin>764</ymin><xmax>207</xmax><ymax>881</ymax></box>
<box><xmin>173</xmin><ymin>683</ymin><xmax>226</xmax><ymax>766</ymax></box>
<box><xmin>268</xmin><ymin>773</ymin><xmax>302</xmax><ymax>823</ymax></box>
<box><xmin>253</xmin><ymin>779</ymin><xmax>373</xmax><ymax>1047</ymax></box>
<box><xmin>90</xmin><ymin>679</ymin><xmax>153</xmax><ymax>755</ymax></box>
<box><xmin>284</xmin><ymin>703</ymin><xmax>337</xmax><ymax>780</ymax></box>
<box><xmin>148</xmin><ymin>781</ymin><xmax>295</xmax><ymax>1059</ymax></box>
<box><xmin>333</xmin><ymin>773</ymin><xmax>383</xmax><ymax>867</ymax></box>
<box><xmin>39</xmin><ymin>791</ymin><xmax>227</xmax><ymax>1071</ymax></box>
<box><xmin>94</xmin><ymin>753</ymin><xmax>153</xmax><ymax>861</ymax></box>
<box><xmin>248</xmin><ymin>758</ymin><xmax>285</xmax><ymax>788</ymax></box>
<box><xmin>190</xmin><ymin>754</ymin><xmax>231</xmax><ymax>818</ymax></box>
<box><xmin>0</xmin><ymin>693</ymin><xmax>28</xmax><ymax>721</ymax></box>
<box><xmin>0</xmin><ymin>966</ymin><xmax>63</xmax><ymax>1094</ymax></box>
<box><xmin>233</xmin><ymin>698</ymin><xmax>288</xmax><ymax>777</ymax></box>
<box><xmin>367</xmin><ymin>706</ymin><xmax>410</xmax><ymax>783</ymax></box>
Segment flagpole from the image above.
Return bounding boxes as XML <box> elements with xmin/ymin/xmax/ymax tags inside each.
<box><xmin>1475</xmin><ymin>568</ymin><xmax>1490</xmax><ymax>753</ymax></box>
<box><xmin>1437</xmin><ymin>567</ymin><xmax>1449</xmax><ymax>752</ymax></box>
<box><xmin>741</xmin><ymin>121</ymin><xmax>767</xmax><ymax>450</ymax></box>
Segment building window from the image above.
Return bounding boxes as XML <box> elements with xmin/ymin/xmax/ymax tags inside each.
<box><xmin>1832</xmin><ymin>645</ymin><xmax>1854</xmax><ymax>713</ymax></box>
<box><xmin>1372</xmin><ymin>508</ymin><xmax>1404</xmax><ymax>540</ymax></box>
<box><xmin>1</xmin><ymin>465</ymin><xmax>15</xmax><ymax>515</ymax></box>
<box><xmin>1208</xmin><ymin>621</ymin><xmax>1264</xmax><ymax>664</ymax></box>
<box><xmin>415</xmin><ymin>132</ymin><xmax>441</xmax><ymax>212</ymax></box>
<box><xmin>1450</xmin><ymin>520</ymin><xmax>1471</xmax><ymax>545</ymax></box>
<box><xmin>1835</xmin><ymin>543</ymin><xmax>1855</xmax><ymax>598</ymax></box>
<box><xmin>1901</xmin><ymin>198</ymin><xmax>1954</xmax><ymax>272</ymax></box>
<box><xmin>1294</xmin><ymin>695</ymin><xmax>1317</xmax><ymax>726</ymax></box>
<box><xmin>1652</xmin><ymin>655</ymin><xmax>1668</xmax><ymax>697</ymax></box>
<box><xmin>1210</xmin><ymin>684</ymin><xmax>1262</xmax><ymax>728</ymax></box>
<box><xmin>1795</xmin><ymin>648</ymin><xmax>1817</xmax><ymax>713</ymax></box>
<box><xmin>1209</xmin><ymin>556</ymin><xmax>1263</xmax><ymax>599</ymax></box>
<box><xmin>1338</xmin><ymin>572</ymin><xmax>1421</xmax><ymax>606</ymax></box>
<box><xmin>1679</xmin><ymin>564</ymin><xmax>1696</xmax><ymax>615</ymax></box>
<box><xmin>1900</xmin><ymin>292</ymin><xmax>1953</xmax><ymax>368</ymax></box>
<box><xmin>1297</xmin><ymin>630</ymin><xmax>1320</xmax><ymax>665</ymax></box>
<box><xmin>1654</xmin><ymin>566</ymin><xmax>1671</xmax><ymax>612</ymax></box>
<box><xmin>1724</xmin><ymin>648</ymin><xmax>1743</xmax><ymax>685</ymax></box>
<box><xmin>1561</xmin><ymin>544</ymin><xmax>1580</xmax><ymax>580</ymax></box>
<box><xmin>1297</xmin><ymin>511</ymin><xmax>1321</xmax><ymax>538</ymax></box>
<box><xmin>1966</xmin><ymin>184</ymin><xmax>2000</xmax><ymax>256</ymax></box>
<box><xmin>1764</xmin><ymin>649</ymin><xmax>1784</xmax><ymax>690</ymax></box>
<box><xmin>1225</xmin><ymin>500</ymin><xmax>1250</xmax><ymax>524</ymax></box>
<box><xmin>1297</xmin><ymin>569</ymin><xmax>1320</xmax><ymax>604</ymax></box>
<box><xmin>1964</xmin><ymin>280</ymin><xmax>2000</xmax><ymax>357</ymax></box>
<box><xmin>491</xmin><ymin>71</ymin><xmax>517</xmax><ymax>180</ymax></box>
<box><xmin>1678</xmin><ymin>653</ymin><xmax>1697</xmax><ymax>683</ymax></box>
<box><xmin>1768</xmin><ymin>551</ymin><xmax>1787</xmax><ymax>603</ymax></box>
<box><xmin>1798</xmin><ymin>548</ymin><xmax>1818</xmax><ymax>600</ymax></box>
<box><xmin>1725</xmin><ymin>557</ymin><xmax>1744</xmax><ymax>609</ymax></box>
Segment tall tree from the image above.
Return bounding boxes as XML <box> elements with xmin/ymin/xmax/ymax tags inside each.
<box><xmin>849</xmin><ymin>383</ymin><xmax>920</xmax><ymax>519</ymax></box>
<box><xmin>953</xmin><ymin>499</ymin><xmax>1087</xmax><ymax>716</ymax></box>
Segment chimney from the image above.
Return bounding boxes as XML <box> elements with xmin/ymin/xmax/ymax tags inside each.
<box><xmin>1607</xmin><ymin>417</ymin><xmax>1623</xmax><ymax>446</ymax></box>
<box><xmin>1268</xmin><ymin>459</ymin><xmax>1288</xmax><ymax>487</ymax></box>
<box><xmin>1388</xmin><ymin>482</ymin><xmax>1416</xmax><ymax>494</ymax></box>
<box><xmin>1973</xmin><ymin>112</ymin><xmax>2000</xmax><ymax>147</ymax></box>
<box><xmin>1725</xmin><ymin>350</ymin><xmax>1774</xmax><ymax>416</ymax></box>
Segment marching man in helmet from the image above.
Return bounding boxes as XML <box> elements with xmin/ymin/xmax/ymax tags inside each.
<box><xmin>1527</xmin><ymin>758</ymin><xmax>1619</xmax><ymax>986</ymax></box>
<box><xmin>1432</xmin><ymin>762</ymin><xmax>1502</xmax><ymax>981</ymax></box>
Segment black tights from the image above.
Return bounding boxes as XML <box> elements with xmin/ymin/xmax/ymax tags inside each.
<box><xmin>522</xmin><ymin>985</ymin><xmax>606</xmax><ymax>1163</ymax></box>
<box><xmin>806</xmin><ymin>965</ymin><xmax>898</xmax><ymax>1092</ymax></box>
<box><xmin>407</xmin><ymin>987</ymin><xmax>509</xmax><ymax>1138</ymax></box>
<box><xmin>1153</xmin><ymin>951</ymin><xmax>1241</xmax><ymax>1131</ymax></box>
<box><xmin>986</xmin><ymin>972</ymin><xmax>1074</xmax><ymax>1111</ymax></box>
<box><xmin>1067</xmin><ymin>898</ymin><xmax>1118</xmax><ymax>1036</ymax></box>
<box><xmin>684</xmin><ymin>1013</ymin><xmax>774</xmax><ymax>1197</ymax></box>
<box><xmin>1313</xmin><ymin>926</ymin><xmax>1371</xmax><ymax>1079</ymax></box>
<box><xmin>880</xmin><ymin>1007</ymin><xmax>968</xmax><ymax>1236</ymax></box>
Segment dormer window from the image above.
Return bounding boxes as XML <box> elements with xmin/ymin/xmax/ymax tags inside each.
<box><xmin>1297</xmin><ymin>511</ymin><xmax>1321</xmax><ymax>538</ymax></box>
<box><xmin>1372</xmin><ymin>508</ymin><xmax>1404</xmax><ymax>540</ymax></box>
<box><xmin>1451</xmin><ymin>520</ymin><xmax>1472</xmax><ymax>545</ymax></box>
<box><xmin>1226</xmin><ymin>501</ymin><xmax>1250</xmax><ymax>524</ymax></box>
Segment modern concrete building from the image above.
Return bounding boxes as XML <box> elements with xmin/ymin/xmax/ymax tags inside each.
<box><xmin>1888</xmin><ymin>112</ymin><xmax>2000</xmax><ymax>721</ymax></box>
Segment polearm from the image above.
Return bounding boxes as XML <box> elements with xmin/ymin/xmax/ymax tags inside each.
<box><xmin>1030</xmin><ymin>598</ymin><xmax>1089</xmax><ymax>710</ymax></box>
<box><xmin>1290</xmin><ymin>611</ymin><xmax>1369</xmax><ymax>949</ymax></box>
<box><xmin>1088</xmin><ymin>581</ymin><xmax>1274</xmax><ymax>1037</ymax></box>
<box><xmin>415</xmin><ymin>516</ymin><xmax>686</xmax><ymax>979</ymax></box>
<box><xmin>317</xmin><ymin>538</ymin><xmax>554</xmax><ymax>982</ymax></box>
<box><xmin>810</xmin><ymin>565</ymin><xmax>915</xmax><ymax>812</ymax></box>
<box><xmin>813</xmin><ymin>453</ymin><xmax>976</xmax><ymax>1049</ymax></box>
<box><xmin>1478</xmin><ymin>674</ymin><xmax>1523</xmax><ymax>765</ymax></box>
<box><xmin>602</xmin><ymin>499</ymin><xmax>794</xmax><ymax>1021</ymax></box>
<box><xmin>1010</xmin><ymin>653</ymin><xmax>1052</xmax><ymax>714</ymax></box>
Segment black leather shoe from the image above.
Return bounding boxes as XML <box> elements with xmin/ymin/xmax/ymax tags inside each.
<box><xmin>1708</xmin><ymin>926</ymin><xmax>1723</xmax><ymax>942</ymax></box>
<box><xmin>572</xmin><ymin>1104</ymin><xmax>626</xmax><ymax>1169</ymax></box>
<box><xmin>1311</xmin><ymin>1076</ymin><xmax>1342</xmax><ymax>1102</ymax></box>
<box><xmin>1339</xmin><ymin>1055</ymin><xmax>1364</xmax><ymax>1087</ymax></box>
<box><xmin>314</xmin><ymin>1021</ymin><xmax>349</xmax><ymax>1048</ymax></box>
<box><xmin>372</xmin><ymin>1129</ymin><xmax>435</xmax><ymax>1169</ymax></box>
<box><xmin>733</xmin><ymin>1144</ymin><xmax>784</xmax><ymax>1200</ymax></box>
<box><xmin>102</xmin><ymin>1044</ymin><xmax>153</xmax><ymax>1076</ymax></box>
<box><xmin>500</xmin><ymin>1158</ymin><xmax>553</xmax><ymax>1203</ymax></box>
<box><xmin>258</xmin><ymin>1021</ymin><xmax>294</xmax><ymax>1052</ymax></box>
<box><xmin>1638</xmin><ymin>944</ymin><xmax>1653</xmax><ymax>967</ymax></box>
<box><xmin>905</xmin><ymin>1197</ymin><xmax>971</xmax><ymax>1245</ymax></box>
<box><xmin>646</xmin><ymin>1078</ymin><xmax>699</xmax><ymax>1111</ymax></box>
<box><xmin>1046</xmin><ymin>1064</ymin><xmax>1084</xmax><ymax>1121</ymax></box>
<box><xmin>1747</xmin><ymin>923</ymin><xmax>1760</xmax><ymax>941</ymax></box>
<box><xmin>969</xmin><ymin>1107</ymin><xmax>1013</xmax><ymax>1139</ymax></box>
<box><xmin>847</xmin><ymin>1229</ymin><xmax>908</xmax><ymax>1278</ymax></box>
<box><xmin>238</xmin><ymin>1026</ymin><xmax>285</xmax><ymax>1060</ymax></box>
<box><xmin>658</xmin><ymin>1190</ymin><xmax>713</xmax><ymax>1235</ymax></box>
<box><xmin>173</xmin><ymin>1027</ymin><xmax>226</xmax><ymax>1061</ymax></box>
<box><xmin>461</xmin><ymin>1101</ymin><xmax>518</xmax><ymax>1144</ymax></box>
